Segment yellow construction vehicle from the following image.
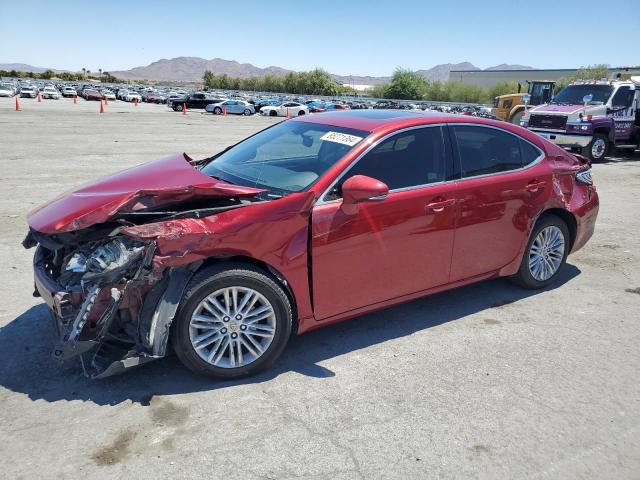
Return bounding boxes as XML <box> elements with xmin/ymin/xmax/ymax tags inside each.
<box><xmin>491</xmin><ymin>80</ymin><xmax>556</xmax><ymax>124</ymax></box>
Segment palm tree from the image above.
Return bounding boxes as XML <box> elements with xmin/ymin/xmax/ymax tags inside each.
<box><xmin>82</xmin><ymin>68</ymin><xmax>86</xmax><ymax>79</ymax></box>
<box><xmin>99</xmin><ymin>68</ymin><xmax>102</xmax><ymax>82</ymax></box>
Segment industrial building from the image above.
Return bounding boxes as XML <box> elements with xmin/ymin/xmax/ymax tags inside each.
<box><xmin>450</xmin><ymin>66</ymin><xmax>640</xmax><ymax>88</ymax></box>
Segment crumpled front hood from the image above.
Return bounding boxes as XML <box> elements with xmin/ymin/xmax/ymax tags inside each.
<box><xmin>27</xmin><ymin>154</ymin><xmax>264</xmax><ymax>234</ymax></box>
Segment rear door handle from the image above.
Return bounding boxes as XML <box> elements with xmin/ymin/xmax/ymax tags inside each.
<box><xmin>526</xmin><ymin>180</ymin><xmax>546</xmax><ymax>192</ymax></box>
<box><xmin>426</xmin><ymin>198</ymin><xmax>456</xmax><ymax>212</ymax></box>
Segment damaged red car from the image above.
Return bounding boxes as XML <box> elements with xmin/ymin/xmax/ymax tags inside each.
<box><xmin>24</xmin><ymin>110</ymin><xmax>599</xmax><ymax>379</ymax></box>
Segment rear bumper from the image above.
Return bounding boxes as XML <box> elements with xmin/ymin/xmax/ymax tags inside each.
<box><xmin>531</xmin><ymin>130</ymin><xmax>592</xmax><ymax>148</ymax></box>
<box><xmin>571</xmin><ymin>189</ymin><xmax>599</xmax><ymax>253</ymax></box>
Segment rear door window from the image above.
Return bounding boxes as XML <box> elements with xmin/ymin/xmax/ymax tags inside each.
<box><xmin>451</xmin><ymin>125</ymin><xmax>524</xmax><ymax>178</ymax></box>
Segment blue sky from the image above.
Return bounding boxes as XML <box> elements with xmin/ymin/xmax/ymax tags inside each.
<box><xmin>1</xmin><ymin>0</ymin><xmax>637</xmax><ymax>76</ymax></box>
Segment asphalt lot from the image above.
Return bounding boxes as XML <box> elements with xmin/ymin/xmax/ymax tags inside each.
<box><xmin>0</xmin><ymin>97</ymin><xmax>639</xmax><ymax>480</ymax></box>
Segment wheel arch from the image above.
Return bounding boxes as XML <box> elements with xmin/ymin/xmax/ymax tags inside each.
<box><xmin>139</xmin><ymin>254</ymin><xmax>300</xmax><ymax>358</ymax></box>
<box><xmin>508</xmin><ymin>105</ymin><xmax>525</xmax><ymax>121</ymax></box>
<box><xmin>593</xmin><ymin>126</ymin><xmax>613</xmax><ymax>142</ymax></box>
<box><xmin>539</xmin><ymin>208</ymin><xmax>577</xmax><ymax>251</ymax></box>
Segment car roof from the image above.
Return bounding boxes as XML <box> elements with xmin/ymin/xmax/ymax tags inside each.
<box><xmin>292</xmin><ymin>109</ymin><xmax>549</xmax><ymax>149</ymax></box>
<box><xmin>293</xmin><ymin>109</ymin><xmax>463</xmax><ymax>132</ymax></box>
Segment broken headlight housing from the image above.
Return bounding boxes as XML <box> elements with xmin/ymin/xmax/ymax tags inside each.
<box><xmin>65</xmin><ymin>237</ymin><xmax>146</xmax><ymax>283</ymax></box>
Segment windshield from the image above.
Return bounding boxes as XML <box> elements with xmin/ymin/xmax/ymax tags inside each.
<box><xmin>552</xmin><ymin>84</ymin><xmax>614</xmax><ymax>105</ymax></box>
<box><xmin>202</xmin><ymin>121</ymin><xmax>370</xmax><ymax>196</ymax></box>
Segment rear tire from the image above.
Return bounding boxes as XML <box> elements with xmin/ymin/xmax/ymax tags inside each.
<box><xmin>512</xmin><ymin>214</ymin><xmax>570</xmax><ymax>289</ymax></box>
<box><xmin>582</xmin><ymin>133</ymin><xmax>609</xmax><ymax>162</ymax></box>
<box><xmin>243</xmin><ymin>109</ymin><xmax>252</xmax><ymax>115</ymax></box>
<box><xmin>298</xmin><ymin>110</ymin><xmax>305</xmax><ymax>116</ymax></box>
<box><xmin>172</xmin><ymin>264</ymin><xmax>293</xmax><ymax>379</ymax></box>
<box><xmin>269</xmin><ymin>110</ymin><xmax>277</xmax><ymax>117</ymax></box>
<box><xmin>214</xmin><ymin>107</ymin><xmax>222</xmax><ymax>115</ymax></box>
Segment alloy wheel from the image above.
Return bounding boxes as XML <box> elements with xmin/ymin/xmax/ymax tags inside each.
<box><xmin>189</xmin><ymin>286</ymin><xmax>276</xmax><ymax>368</ymax></box>
<box><xmin>591</xmin><ymin>137</ymin><xmax>606</xmax><ymax>159</ymax></box>
<box><xmin>528</xmin><ymin>226</ymin><xmax>565</xmax><ymax>281</ymax></box>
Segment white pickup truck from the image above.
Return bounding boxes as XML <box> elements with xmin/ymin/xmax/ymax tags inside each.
<box><xmin>521</xmin><ymin>77</ymin><xmax>640</xmax><ymax>161</ymax></box>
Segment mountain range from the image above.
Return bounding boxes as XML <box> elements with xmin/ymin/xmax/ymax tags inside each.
<box><xmin>1</xmin><ymin>58</ymin><xmax>535</xmax><ymax>84</ymax></box>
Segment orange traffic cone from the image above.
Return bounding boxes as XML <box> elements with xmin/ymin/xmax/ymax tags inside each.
<box><xmin>37</xmin><ymin>92</ymin><xmax>42</xmax><ymax>102</ymax></box>
<box><xmin>134</xmin><ymin>98</ymin><xmax>138</xmax><ymax>107</ymax></box>
<box><xmin>285</xmin><ymin>107</ymin><xmax>289</xmax><ymax>118</ymax></box>
<box><xmin>223</xmin><ymin>105</ymin><xmax>227</xmax><ymax>116</ymax></box>
<box><xmin>15</xmin><ymin>97</ymin><xmax>21</xmax><ymax>111</ymax></box>
<box><xmin>73</xmin><ymin>95</ymin><xmax>77</xmax><ymax>104</ymax></box>
<box><xmin>100</xmin><ymin>100</ymin><xmax>104</xmax><ymax>113</ymax></box>
<box><xmin>182</xmin><ymin>103</ymin><xmax>187</xmax><ymax>115</ymax></box>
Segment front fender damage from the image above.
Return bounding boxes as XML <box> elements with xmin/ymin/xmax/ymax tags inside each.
<box><xmin>26</xmin><ymin>190</ymin><xmax>316</xmax><ymax>378</ymax></box>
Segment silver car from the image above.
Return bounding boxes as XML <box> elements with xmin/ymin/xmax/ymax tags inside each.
<box><xmin>0</xmin><ymin>83</ymin><xmax>16</xmax><ymax>97</ymax></box>
<box><xmin>205</xmin><ymin>99</ymin><xmax>255</xmax><ymax>115</ymax></box>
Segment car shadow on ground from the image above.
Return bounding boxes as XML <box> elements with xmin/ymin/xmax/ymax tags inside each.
<box><xmin>0</xmin><ymin>265</ymin><xmax>580</xmax><ymax>406</ymax></box>
<box><xmin>600</xmin><ymin>149</ymin><xmax>640</xmax><ymax>164</ymax></box>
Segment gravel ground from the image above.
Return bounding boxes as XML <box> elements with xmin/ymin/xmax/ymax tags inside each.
<box><xmin>0</xmin><ymin>97</ymin><xmax>639</xmax><ymax>480</ymax></box>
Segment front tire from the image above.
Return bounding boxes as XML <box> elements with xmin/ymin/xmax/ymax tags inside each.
<box><xmin>172</xmin><ymin>264</ymin><xmax>293</xmax><ymax>379</ymax></box>
<box><xmin>582</xmin><ymin>133</ymin><xmax>609</xmax><ymax>162</ymax></box>
<box><xmin>269</xmin><ymin>110</ymin><xmax>277</xmax><ymax>117</ymax></box>
<box><xmin>512</xmin><ymin>214</ymin><xmax>569</xmax><ymax>289</ymax></box>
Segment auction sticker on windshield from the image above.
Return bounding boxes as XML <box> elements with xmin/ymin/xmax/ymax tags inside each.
<box><xmin>320</xmin><ymin>131</ymin><xmax>363</xmax><ymax>147</ymax></box>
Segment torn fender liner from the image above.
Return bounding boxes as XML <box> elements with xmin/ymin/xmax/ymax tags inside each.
<box><xmin>27</xmin><ymin>154</ymin><xmax>264</xmax><ymax>234</ymax></box>
<box><xmin>139</xmin><ymin>263</ymin><xmax>201</xmax><ymax>358</ymax></box>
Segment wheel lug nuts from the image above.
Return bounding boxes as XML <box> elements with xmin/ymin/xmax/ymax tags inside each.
<box><xmin>235</xmin><ymin>314</ymin><xmax>242</xmax><ymax>320</ymax></box>
<box><xmin>221</xmin><ymin>328</ymin><xmax>227</xmax><ymax>334</ymax></box>
<box><xmin>231</xmin><ymin>333</ymin><xmax>238</xmax><ymax>339</ymax></box>
<box><xmin>240</xmin><ymin>325</ymin><xmax>247</xmax><ymax>331</ymax></box>
<box><xmin>223</xmin><ymin>316</ymin><xmax>230</xmax><ymax>322</ymax></box>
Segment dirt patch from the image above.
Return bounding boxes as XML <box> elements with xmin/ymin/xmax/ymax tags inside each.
<box><xmin>150</xmin><ymin>398</ymin><xmax>189</xmax><ymax>427</ymax></box>
<box><xmin>91</xmin><ymin>429</ymin><xmax>136</xmax><ymax>466</ymax></box>
<box><xmin>471</xmin><ymin>444</ymin><xmax>490</xmax><ymax>454</ymax></box>
<box><xmin>483</xmin><ymin>319</ymin><xmax>502</xmax><ymax>325</ymax></box>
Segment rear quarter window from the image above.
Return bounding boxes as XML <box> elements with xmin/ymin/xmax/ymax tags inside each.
<box><xmin>520</xmin><ymin>138</ymin><xmax>542</xmax><ymax>166</ymax></box>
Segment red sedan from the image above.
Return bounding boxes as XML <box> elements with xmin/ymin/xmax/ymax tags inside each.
<box><xmin>24</xmin><ymin>110</ymin><xmax>599</xmax><ymax>378</ymax></box>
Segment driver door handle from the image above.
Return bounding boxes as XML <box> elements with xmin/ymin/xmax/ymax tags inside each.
<box><xmin>526</xmin><ymin>180</ymin><xmax>546</xmax><ymax>193</ymax></box>
<box><xmin>426</xmin><ymin>198</ymin><xmax>456</xmax><ymax>213</ymax></box>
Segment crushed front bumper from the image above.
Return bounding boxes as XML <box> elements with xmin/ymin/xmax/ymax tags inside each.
<box><xmin>32</xmin><ymin>244</ymin><xmax>160</xmax><ymax>378</ymax></box>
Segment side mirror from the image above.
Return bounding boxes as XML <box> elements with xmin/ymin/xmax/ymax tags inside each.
<box><xmin>341</xmin><ymin>175</ymin><xmax>389</xmax><ymax>214</ymax></box>
<box><xmin>522</xmin><ymin>93</ymin><xmax>531</xmax><ymax>106</ymax></box>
